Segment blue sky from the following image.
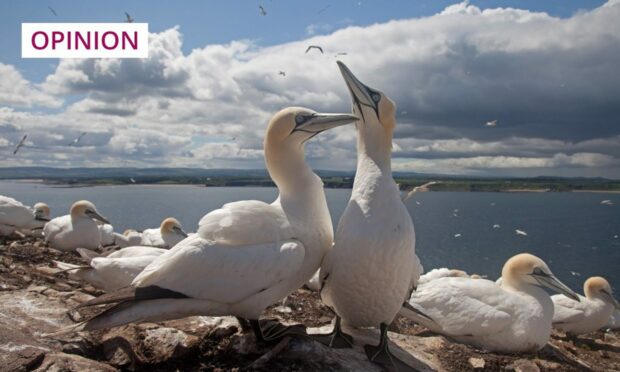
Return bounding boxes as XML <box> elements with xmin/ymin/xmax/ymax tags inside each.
<box><xmin>0</xmin><ymin>0</ymin><xmax>619</xmax><ymax>177</ymax></box>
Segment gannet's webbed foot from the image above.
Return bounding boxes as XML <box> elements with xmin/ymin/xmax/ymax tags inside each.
<box><xmin>249</xmin><ymin>319</ymin><xmax>307</xmax><ymax>344</ymax></box>
<box><xmin>312</xmin><ymin>316</ymin><xmax>353</xmax><ymax>348</ymax></box>
<box><xmin>364</xmin><ymin>323</ymin><xmax>417</xmax><ymax>372</ymax></box>
<box><xmin>236</xmin><ymin>317</ymin><xmax>252</xmax><ymax>332</ymax></box>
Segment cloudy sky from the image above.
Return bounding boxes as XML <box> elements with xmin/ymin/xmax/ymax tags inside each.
<box><xmin>1</xmin><ymin>0</ymin><xmax>619</xmax><ymax>178</ymax></box>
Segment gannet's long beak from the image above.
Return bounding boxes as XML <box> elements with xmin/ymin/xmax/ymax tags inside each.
<box><xmin>337</xmin><ymin>61</ymin><xmax>378</xmax><ymax>112</ymax></box>
<box><xmin>86</xmin><ymin>210</ymin><xmax>110</xmax><ymax>224</ymax></box>
<box><xmin>294</xmin><ymin>113</ymin><xmax>359</xmax><ymax>134</ymax></box>
<box><xmin>533</xmin><ymin>272</ymin><xmax>580</xmax><ymax>302</ymax></box>
<box><xmin>602</xmin><ymin>290</ymin><xmax>620</xmax><ymax>310</ymax></box>
<box><xmin>35</xmin><ymin>215</ymin><xmax>51</xmax><ymax>222</ymax></box>
<box><xmin>173</xmin><ymin>226</ymin><xmax>189</xmax><ymax>238</ymax></box>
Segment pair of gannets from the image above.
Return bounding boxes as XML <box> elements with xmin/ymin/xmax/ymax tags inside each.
<box><xmin>400</xmin><ymin>253</ymin><xmax>580</xmax><ymax>353</ymax></box>
<box><xmin>0</xmin><ymin>196</ymin><xmax>50</xmax><ymax>236</ymax></box>
<box><xmin>315</xmin><ymin>62</ymin><xmax>420</xmax><ymax>371</ymax></box>
<box><xmin>55</xmin><ymin>246</ymin><xmax>167</xmax><ymax>292</ymax></box>
<box><xmin>552</xmin><ymin>276</ymin><xmax>620</xmax><ymax>334</ymax></box>
<box><xmin>44</xmin><ymin>200</ymin><xmax>110</xmax><ymax>251</ymax></box>
<box><xmin>113</xmin><ymin>217</ymin><xmax>188</xmax><ymax>249</ymax></box>
<box><xmin>51</xmin><ymin>107</ymin><xmax>357</xmax><ymax>342</ymax></box>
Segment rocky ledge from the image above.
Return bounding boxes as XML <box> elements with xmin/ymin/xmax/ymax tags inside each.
<box><xmin>1</xmin><ymin>236</ymin><xmax>619</xmax><ymax>371</ymax></box>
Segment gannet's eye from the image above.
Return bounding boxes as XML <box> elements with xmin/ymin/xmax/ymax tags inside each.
<box><xmin>295</xmin><ymin>115</ymin><xmax>306</xmax><ymax>125</ymax></box>
<box><xmin>532</xmin><ymin>267</ymin><xmax>547</xmax><ymax>276</ymax></box>
<box><xmin>372</xmin><ymin>93</ymin><xmax>380</xmax><ymax>102</ymax></box>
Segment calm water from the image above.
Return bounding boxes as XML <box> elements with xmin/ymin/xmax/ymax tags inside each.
<box><xmin>1</xmin><ymin>181</ymin><xmax>618</xmax><ymax>291</ymax></box>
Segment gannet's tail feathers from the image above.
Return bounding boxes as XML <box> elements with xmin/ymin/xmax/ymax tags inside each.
<box><xmin>53</xmin><ymin>261</ymin><xmax>90</xmax><ymax>274</ymax></box>
<box><xmin>76</xmin><ymin>248</ymin><xmax>101</xmax><ymax>261</ymax></box>
<box><xmin>399</xmin><ymin>302</ymin><xmax>437</xmax><ymax>329</ymax></box>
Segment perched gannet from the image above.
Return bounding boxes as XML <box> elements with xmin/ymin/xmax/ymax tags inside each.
<box><xmin>55</xmin><ymin>246</ymin><xmax>167</xmax><ymax>292</ymax></box>
<box><xmin>51</xmin><ymin>107</ymin><xmax>357</xmax><ymax>342</ymax></box>
<box><xmin>400</xmin><ymin>253</ymin><xmax>580</xmax><ymax>353</ymax></box>
<box><xmin>43</xmin><ymin>200</ymin><xmax>109</xmax><ymax>251</ymax></box>
<box><xmin>605</xmin><ymin>309</ymin><xmax>620</xmax><ymax>330</ymax></box>
<box><xmin>0</xmin><ymin>196</ymin><xmax>50</xmax><ymax>236</ymax></box>
<box><xmin>552</xmin><ymin>276</ymin><xmax>620</xmax><ymax>335</ymax></box>
<box><xmin>98</xmin><ymin>224</ymin><xmax>116</xmax><ymax>246</ymax></box>
<box><xmin>114</xmin><ymin>229</ymin><xmax>143</xmax><ymax>248</ymax></box>
<box><xmin>317</xmin><ymin>62</ymin><xmax>419</xmax><ymax>371</ymax></box>
<box><xmin>417</xmin><ymin>267</ymin><xmax>469</xmax><ymax>286</ymax></box>
<box><xmin>121</xmin><ymin>217</ymin><xmax>188</xmax><ymax>249</ymax></box>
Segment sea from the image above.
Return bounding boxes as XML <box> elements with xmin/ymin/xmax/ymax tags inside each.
<box><xmin>1</xmin><ymin>180</ymin><xmax>618</xmax><ymax>291</ymax></box>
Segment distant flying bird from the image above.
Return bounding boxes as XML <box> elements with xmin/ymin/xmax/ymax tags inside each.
<box><xmin>515</xmin><ymin>229</ymin><xmax>528</xmax><ymax>236</ymax></box>
<box><xmin>125</xmin><ymin>12</ymin><xmax>134</xmax><ymax>23</ymax></box>
<box><xmin>68</xmin><ymin>132</ymin><xmax>87</xmax><ymax>146</ymax></box>
<box><xmin>486</xmin><ymin>120</ymin><xmax>498</xmax><ymax>127</ymax></box>
<box><xmin>317</xmin><ymin>5</ymin><xmax>331</xmax><ymax>14</ymax></box>
<box><xmin>259</xmin><ymin>5</ymin><xmax>267</xmax><ymax>16</ymax></box>
<box><xmin>401</xmin><ymin>181</ymin><xmax>438</xmax><ymax>202</ymax></box>
<box><xmin>570</xmin><ymin>271</ymin><xmax>581</xmax><ymax>276</ymax></box>
<box><xmin>305</xmin><ymin>45</ymin><xmax>324</xmax><ymax>54</ymax></box>
<box><xmin>334</xmin><ymin>52</ymin><xmax>348</xmax><ymax>57</ymax></box>
<box><xmin>493</xmin><ymin>224</ymin><xmax>501</xmax><ymax>229</ymax></box>
<box><xmin>278</xmin><ymin>71</ymin><xmax>286</xmax><ymax>76</ymax></box>
<box><xmin>13</xmin><ymin>135</ymin><xmax>27</xmax><ymax>155</ymax></box>
<box><xmin>48</xmin><ymin>6</ymin><xmax>57</xmax><ymax>16</ymax></box>
<box><xmin>454</xmin><ymin>233</ymin><xmax>461</xmax><ymax>238</ymax></box>
<box><xmin>130</xmin><ymin>178</ymin><xmax>136</xmax><ymax>184</ymax></box>
<box><xmin>601</xmin><ymin>200</ymin><xmax>614</xmax><ymax>206</ymax></box>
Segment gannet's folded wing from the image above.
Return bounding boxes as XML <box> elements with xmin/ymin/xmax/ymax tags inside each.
<box><xmin>552</xmin><ymin>294</ymin><xmax>586</xmax><ymax>324</ymax></box>
<box><xmin>133</xmin><ymin>234</ymin><xmax>305</xmax><ymax>303</ymax></box>
<box><xmin>43</xmin><ymin>215</ymin><xmax>69</xmax><ymax>240</ymax></box>
<box><xmin>407</xmin><ymin>278</ymin><xmax>511</xmax><ymax>336</ymax></box>
<box><xmin>0</xmin><ymin>196</ymin><xmax>34</xmax><ymax>226</ymax></box>
<box><xmin>198</xmin><ymin>200</ymin><xmax>292</xmax><ymax>246</ymax></box>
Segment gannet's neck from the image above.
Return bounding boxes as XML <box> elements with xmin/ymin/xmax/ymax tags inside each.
<box><xmin>356</xmin><ymin>129</ymin><xmax>392</xmax><ymax>175</ymax></box>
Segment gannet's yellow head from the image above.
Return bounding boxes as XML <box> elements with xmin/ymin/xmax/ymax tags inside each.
<box><xmin>501</xmin><ymin>253</ymin><xmax>580</xmax><ymax>301</ymax></box>
<box><xmin>337</xmin><ymin>61</ymin><xmax>396</xmax><ymax>151</ymax></box>
<box><xmin>160</xmin><ymin>217</ymin><xmax>188</xmax><ymax>237</ymax></box>
<box><xmin>33</xmin><ymin>202</ymin><xmax>50</xmax><ymax>221</ymax></box>
<box><xmin>584</xmin><ymin>276</ymin><xmax>619</xmax><ymax>309</ymax></box>
<box><xmin>70</xmin><ymin>200</ymin><xmax>109</xmax><ymax>224</ymax></box>
<box><xmin>470</xmin><ymin>274</ymin><xmax>482</xmax><ymax>279</ymax></box>
<box><xmin>123</xmin><ymin>229</ymin><xmax>137</xmax><ymax>236</ymax></box>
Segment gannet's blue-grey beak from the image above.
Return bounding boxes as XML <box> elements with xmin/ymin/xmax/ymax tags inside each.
<box><xmin>86</xmin><ymin>210</ymin><xmax>110</xmax><ymax>224</ymax></box>
<box><xmin>602</xmin><ymin>290</ymin><xmax>620</xmax><ymax>310</ymax></box>
<box><xmin>293</xmin><ymin>113</ymin><xmax>359</xmax><ymax>134</ymax></box>
<box><xmin>35</xmin><ymin>214</ymin><xmax>51</xmax><ymax>222</ymax></box>
<box><xmin>337</xmin><ymin>61</ymin><xmax>380</xmax><ymax>112</ymax></box>
<box><xmin>532</xmin><ymin>270</ymin><xmax>580</xmax><ymax>302</ymax></box>
<box><xmin>173</xmin><ymin>226</ymin><xmax>189</xmax><ymax>238</ymax></box>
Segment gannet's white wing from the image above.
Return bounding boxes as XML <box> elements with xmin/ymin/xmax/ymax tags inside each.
<box><xmin>133</xmin><ymin>234</ymin><xmax>305</xmax><ymax>303</ymax></box>
<box><xmin>405</xmin><ymin>277</ymin><xmax>512</xmax><ymax>336</ymax></box>
<box><xmin>0</xmin><ymin>196</ymin><xmax>36</xmax><ymax>227</ymax></box>
<box><xmin>107</xmin><ymin>246</ymin><xmax>167</xmax><ymax>259</ymax></box>
<box><xmin>43</xmin><ymin>215</ymin><xmax>70</xmax><ymax>241</ymax></box>
<box><xmin>198</xmin><ymin>200</ymin><xmax>292</xmax><ymax>245</ymax></box>
<box><xmin>552</xmin><ymin>294</ymin><xmax>586</xmax><ymax>324</ymax></box>
<box><xmin>140</xmin><ymin>228</ymin><xmax>164</xmax><ymax>246</ymax></box>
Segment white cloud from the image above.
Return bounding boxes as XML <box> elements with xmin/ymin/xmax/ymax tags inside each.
<box><xmin>0</xmin><ymin>63</ymin><xmax>61</xmax><ymax>108</ymax></box>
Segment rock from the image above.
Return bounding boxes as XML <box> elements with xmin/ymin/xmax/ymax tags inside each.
<box><xmin>599</xmin><ymin>350</ymin><xmax>609</xmax><ymax>358</ymax></box>
<box><xmin>506</xmin><ymin>358</ymin><xmax>540</xmax><ymax>372</ymax></box>
<box><xmin>0</xmin><ymin>343</ymin><xmax>46</xmax><ymax>371</ymax></box>
<box><xmin>34</xmin><ymin>352</ymin><xmax>117</xmax><ymax>372</ymax></box>
<box><xmin>468</xmin><ymin>356</ymin><xmax>485</xmax><ymax>369</ymax></box>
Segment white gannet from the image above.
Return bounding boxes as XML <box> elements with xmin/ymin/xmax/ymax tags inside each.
<box><xmin>138</xmin><ymin>217</ymin><xmax>188</xmax><ymax>249</ymax></box>
<box><xmin>43</xmin><ymin>200</ymin><xmax>109</xmax><ymax>251</ymax></box>
<box><xmin>51</xmin><ymin>107</ymin><xmax>357</xmax><ymax>343</ymax></box>
<box><xmin>485</xmin><ymin>119</ymin><xmax>498</xmax><ymax>127</ymax></box>
<box><xmin>98</xmin><ymin>223</ymin><xmax>116</xmax><ymax>246</ymax></box>
<box><xmin>316</xmin><ymin>62</ymin><xmax>418</xmax><ymax>371</ymax></box>
<box><xmin>417</xmin><ymin>268</ymin><xmax>469</xmax><ymax>286</ymax></box>
<box><xmin>516</xmin><ymin>229</ymin><xmax>528</xmax><ymax>236</ymax></box>
<box><xmin>552</xmin><ymin>276</ymin><xmax>620</xmax><ymax>335</ymax></box>
<box><xmin>605</xmin><ymin>309</ymin><xmax>620</xmax><ymax>330</ymax></box>
<box><xmin>55</xmin><ymin>246</ymin><xmax>167</xmax><ymax>292</ymax></box>
<box><xmin>400</xmin><ymin>253</ymin><xmax>580</xmax><ymax>353</ymax></box>
<box><xmin>0</xmin><ymin>196</ymin><xmax>50</xmax><ymax>236</ymax></box>
<box><xmin>114</xmin><ymin>229</ymin><xmax>143</xmax><ymax>248</ymax></box>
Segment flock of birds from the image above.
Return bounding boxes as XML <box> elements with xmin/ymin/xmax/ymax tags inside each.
<box><xmin>1</xmin><ymin>62</ymin><xmax>618</xmax><ymax>370</ymax></box>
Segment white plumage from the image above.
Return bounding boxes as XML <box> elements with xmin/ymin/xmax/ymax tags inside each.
<box><xmin>98</xmin><ymin>224</ymin><xmax>116</xmax><ymax>246</ymax></box>
<box><xmin>43</xmin><ymin>200</ymin><xmax>109</xmax><ymax>251</ymax></box>
<box><xmin>0</xmin><ymin>196</ymin><xmax>50</xmax><ymax>236</ymax></box>
<box><xmin>417</xmin><ymin>267</ymin><xmax>469</xmax><ymax>286</ymax></box>
<box><xmin>116</xmin><ymin>217</ymin><xmax>187</xmax><ymax>249</ymax></box>
<box><xmin>552</xmin><ymin>276</ymin><xmax>619</xmax><ymax>334</ymax></box>
<box><xmin>400</xmin><ymin>253</ymin><xmax>580</xmax><ymax>353</ymax></box>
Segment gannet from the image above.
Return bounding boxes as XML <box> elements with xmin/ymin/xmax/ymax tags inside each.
<box><xmin>305</xmin><ymin>45</ymin><xmax>324</xmax><ymax>54</ymax></box>
<box><xmin>124</xmin><ymin>11</ymin><xmax>134</xmax><ymax>23</ymax></box>
<box><xmin>317</xmin><ymin>62</ymin><xmax>419</xmax><ymax>371</ymax></box>
<box><xmin>55</xmin><ymin>246</ymin><xmax>167</xmax><ymax>292</ymax></box>
<box><xmin>98</xmin><ymin>224</ymin><xmax>116</xmax><ymax>246</ymax></box>
<box><xmin>43</xmin><ymin>200</ymin><xmax>109</xmax><ymax>251</ymax></box>
<box><xmin>417</xmin><ymin>268</ymin><xmax>469</xmax><ymax>286</ymax></box>
<box><xmin>400</xmin><ymin>253</ymin><xmax>580</xmax><ymax>353</ymax></box>
<box><xmin>605</xmin><ymin>309</ymin><xmax>620</xmax><ymax>330</ymax></box>
<box><xmin>552</xmin><ymin>276</ymin><xmax>620</xmax><ymax>335</ymax></box>
<box><xmin>114</xmin><ymin>229</ymin><xmax>143</xmax><ymax>248</ymax></box>
<box><xmin>68</xmin><ymin>132</ymin><xmax>87</xmax><ymax>146</ymax></box>
<box><xmin>13</xmin><ymin>135</ymin><xmax>27</xmax><ymax>155</ymax></box>
<box><xmin>52</xmin><ymin>107</ymin><xmax>357</xmax><ymax>343</ymax></box>
<box><xmin>0</xmin><ymin>196</ymin><xmax>50</xmax><ymax>236</ymax></box>
<box><xmin>139</xmin><ymin>217</ymin><xmax>188</xmax><ymax>248</ymax></box>
<box><xmin>486</xmin><ymin>120</ymin><xmax>497</xmax><ymax>127</ymax></box>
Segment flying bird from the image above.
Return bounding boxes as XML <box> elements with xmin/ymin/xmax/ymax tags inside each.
<box><xmin>125</xmin><ymin>12</ymin><xmax>134</xmax><ymax>23</ymax></box>
<box><xmin>68</xmin><ymin>132</ymin><xmax>87</xmax><ymax>146</ymax></box>
<box><xmin>130</xmin><ymin>178</ymin><xmax>136</xmax><ymax>184</ymax></box>
<box><xmin>486</xmin><ymin>120</ymin><xmax>498</xmax><ymax>127</ymax></box>
<box><xmin>278</xmin><ymin>71</ymin><xmax>286</xmax><ymax>76</ymax></box>
<box><xmin>13</xmin><ymin>135</ymin><xmax>27</xmax><ymax>155</ymax></box>
<box><xmin>493</xmin><ymin>224</ymin><xmax>501</xmax><ymax>229</ymax></box>
<box><xmin>334</xmin><ymin>52</ymin><xmax>348</xmax><ymax>57</ymax></box>
<box><xmin>401</xmin><ymin>181</ymin><xmax>438</xmax><ymax>202</ymax></box>
<box><xmin>48</xmin><ymin>6</ymin><xmax>57</xmax><ymax>16</ymax></box>
<box><xmin>305</xmin><ymin>45</ymin><xmax>324</xmax><ymax>54</ymax></box>
<box><xmin>259</xmin><ymin>5</ymin><xmax>267</xmax><ymax>16</ymax></box>
<box><xmin>317</xmin><ymin>5</ymin><xmax>331</xmax><ymax>14</ymax></box>
<box><xmin>515</xmin><ymin>229</ymin><xmax>528</xmax><ymax>236</ymax></box>
<box><xmin>601</xmin><ymin>199</ymin><xmax>614</xmax><ymax>206</ymax></box>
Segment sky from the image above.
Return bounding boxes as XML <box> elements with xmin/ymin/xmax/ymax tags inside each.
<box><xmin>1</xmin><ymin>0</ymin><xmax>619</xmax><ymax>178</ymax></box>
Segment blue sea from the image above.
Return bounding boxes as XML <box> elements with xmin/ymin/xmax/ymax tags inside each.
<box><xmin>1</xmin><ymin>180</ymin><xmax>618</xmax><ymax>291</ymax></box>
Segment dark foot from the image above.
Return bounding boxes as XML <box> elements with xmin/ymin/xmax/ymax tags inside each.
<box><xmin>312</xmin><ymin>316</ymin><xmax>353</xmax><ymax>348</ymax></box>
<box><xmin>249</xmin><ymin>319</ymin><xmax>307</xmax><ymax>344</ymax></box>
<box><xmin>236</xmin><ymin>317</ymin><xmax>252</xmax><ymax>332</ymax></box>
<box><xmin>364</xmin><ymin>323</ymin><xmax>417</xmax><ymax>372</ymax></box>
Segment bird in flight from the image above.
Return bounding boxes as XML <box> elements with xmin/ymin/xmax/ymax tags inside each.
<box><xmin>125</xmin><ymin>12</ymin><xmax>134</xmax><ymax>23</ymax></box>
<box><xmin>515</xmin><ymin>229</ymin><xmax>528</xmax><ymax>236</ymax></box>
<box><xmin>401</xmin><ymin>181</ymin><xmax>439</xmax><ymax>202</ymax></box>
<box><xmin>317</xmin><ymin>5</ymin><xmax>331</xmax><ymax>14</ymax></box>
<box><xmin>13</xmin><ymin>135</ymin><xmax>27</xmax><ymax>155</ymax></box>
<box><xmin>48</xmin><ymin>6</ymin><xmax>57</xmax><ymax>16</ymax></box>
<box><xmin>305</xmin><ymin>45</ymin><xmax>324</xmax><ymax>54</ymax></box>
<box><xmin>334</xmin><ymin>52</ymin><xmax>348</xmax><ymax>57</ymax></box>
<box><xmin>278</xmin><ymin>71</ymin><xmax>286</xmax><ymax>77</ymax></box>
<box><xmin>68</xmin><ymin>132</ymin><xmax>87</xmax><ymax>146</ymax></box>
<box><xmin>259</xmin><ymin>5</ymin><xmax>267</xmax><ymax>16</ymax></box>
<box><xmin>485</xmin><ymin>119</ymin><xmax>498</xmax><ymax>127</ymax></box>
